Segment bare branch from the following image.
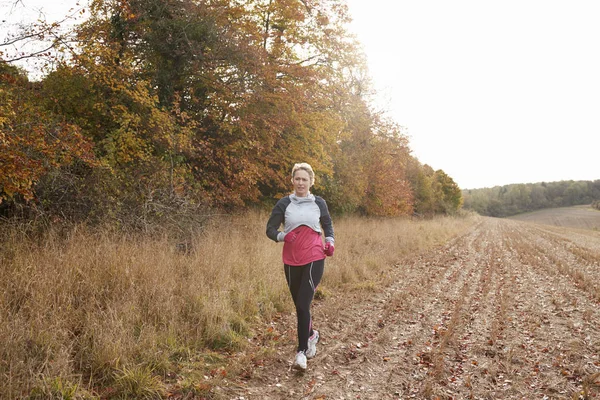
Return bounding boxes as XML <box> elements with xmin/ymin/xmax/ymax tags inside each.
<box><xmin>292</xmin><ymin>53</ymin><xmax>324</xmax><ymax>66</ymax></box>
<box><xmin>0</xmin><ymin>42</ymin><xmax>56</xmax><ymax>63</ymax></box>
<box><xmin>1</xmin><ymin>14</ymin><xmax>74</xmax><ymax>46</ymax></box>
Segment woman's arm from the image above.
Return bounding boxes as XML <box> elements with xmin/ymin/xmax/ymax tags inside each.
<box><xmin>266</xmin><ymin>197</ymin><xmax>290</xmax><ymax>242</ymax></box>
<box><xmin>316</xmin><ymin>197</ymin><xmax>334</xmax><ymax>243</ymax></box>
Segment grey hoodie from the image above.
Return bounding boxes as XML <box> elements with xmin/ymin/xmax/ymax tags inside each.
<box><xmin>266</xmin><ymin>193</ymin><xmax>334</xmax><ymax>244</ymax></box>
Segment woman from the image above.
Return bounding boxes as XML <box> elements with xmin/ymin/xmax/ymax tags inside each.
<box><xmin>266</xmin><ymin>163</ymin><xmax>335</xmax><ymax>371</ymax></box>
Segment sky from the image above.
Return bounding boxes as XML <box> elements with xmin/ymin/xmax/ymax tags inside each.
<box><xmin>345</xmin><ymin>0</ymin><xmax>600</xmax><ymax>189</ymax></box>
<box><xmin>2</xmin><ymin>0</ymin><xmax>599</xmax><ymax>189</ymax></box>
<box><xmin>1</xmin><ymin>0</ymin><xmax>85</xmax><ymax>76</ymax></box>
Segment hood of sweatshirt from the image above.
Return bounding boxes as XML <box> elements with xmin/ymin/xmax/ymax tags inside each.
<box><xmin>290</xmin><ymin>192</ymin><xmax>315</xmax><ymax>203</ymax></box>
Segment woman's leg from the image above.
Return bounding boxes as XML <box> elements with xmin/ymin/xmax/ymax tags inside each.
<box><xmin>284</xmin><ymin>259</ymin><xmax>324</xmax><ymax>352</ymax></box>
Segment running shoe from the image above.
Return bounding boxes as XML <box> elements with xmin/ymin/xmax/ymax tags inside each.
<box><xmin>293</xmin><ymin>351</ymin><xmax>307</xmax><ymax>371</ymax></box>
<box><xmin>306</xmin><ymin>329</ymin><xmax>319</xmax><ymax>359</ymax></box>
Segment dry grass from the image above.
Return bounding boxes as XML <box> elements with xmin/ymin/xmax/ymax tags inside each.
<box><xmin>324</xmin><ymin>213</ymin><xmax>478</xmax><ymax>291</ymax></box>
<box><xmin>0</xmin><ymin>211</ymin><xmax>479</xmax><ymax>398</ymax></box>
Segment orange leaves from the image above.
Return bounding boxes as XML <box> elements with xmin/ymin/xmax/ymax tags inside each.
<box><xmin>2</xmin><ymin>0</ymin><xmax>464</xmax><ymax>218</ymax></box>
<box><xmin>432</xmin><ymin>324</ymin><xmax>448</xmax><ymax>338</ymax></box>
<box><xmin>0</xmin><ymin>66</ymin><xmax>96</xmax><ymax>203</ymax></box>
<box><xmin>209</xmin><ymin>366</ymin><xmax>227</xmax><ymax>378</ymax></box>
<box><xmin>360</xmin><ymin>127</ymin><xmax>414</xmax><ymax>217</ymax></box>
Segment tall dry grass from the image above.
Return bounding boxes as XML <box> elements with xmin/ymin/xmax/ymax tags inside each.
<box><xmin>0</xmin><ymin>211</ymin><xmax>478</xmax><ymax>398</ymax></box>
<box><xmin>324</xmin><ymin>213</ymin><xmax>479</xmax><ymax>290</ymax></box>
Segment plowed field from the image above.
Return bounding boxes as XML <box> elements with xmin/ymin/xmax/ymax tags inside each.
<box><xmin>509</xmin><ymin>205</ymin><xmax>600</xmax><ymax>230</ymax></box>
<box><xmin>222</xmin><ymin>217</ymin><xmax>600</xmax><ymax>399</ymax></box>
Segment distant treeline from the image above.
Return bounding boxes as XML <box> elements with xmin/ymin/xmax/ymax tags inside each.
<box><xmin>0</xmin><ymin>0</ymin><xmax>462</xmax><ymax>226</ymax></box>
<box><xmin>463</xmin><ymin>180</ymin><xmax>600</xmax><ymax>217</ymax></box>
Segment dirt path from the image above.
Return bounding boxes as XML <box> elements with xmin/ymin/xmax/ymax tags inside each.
<box><xmin>220</xmin><ymin>218</ymin><xmax>600</xmax><ymax>399</ymax></box>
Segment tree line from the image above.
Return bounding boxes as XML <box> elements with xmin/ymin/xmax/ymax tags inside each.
<box><xmin>463</xmin><ymin>180</ymin><xmax>600</xmax><ymax>217</ymax></box>
<box><xmin>1</xmin><ymin>0</ymin><xmax>462</xmax><ymax>226</ymax></box>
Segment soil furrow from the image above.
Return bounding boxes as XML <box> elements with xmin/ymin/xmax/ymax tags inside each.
<box><xmin>223</xmin><ymin>218</ymin><xmax>600</xmax><ymax>400</ymax></box>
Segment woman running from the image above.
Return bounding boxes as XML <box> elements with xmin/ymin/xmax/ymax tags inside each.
<box><xmin>266</xmin><ymin>163</ymin><xmax>335</xmax><ymax>371</ymax></box>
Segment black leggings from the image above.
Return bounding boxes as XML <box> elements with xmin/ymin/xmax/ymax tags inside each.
<box><xmin>284</xmin><ymin>259</ymin><xmax>325</xmax><ymax>353</ymax></box>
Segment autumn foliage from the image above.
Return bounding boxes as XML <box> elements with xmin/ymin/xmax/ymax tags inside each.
<box><xmin>0</xmin><ymin>64</ymin><xmax>96</xmax><ymax>205</ymax></box>
<box><xmin>1</xmin><ymin>0</ymin><xmax>462</xmax><ymax>220</ymax></box>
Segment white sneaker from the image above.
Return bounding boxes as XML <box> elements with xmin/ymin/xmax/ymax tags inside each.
<box><xmin>306</xmin><ymin>330</ymin><xmax>319</xmax><ymax>359</ymax></box>
<box><xmin>293</xmin><ymin>351</ymin><xmax>307</xmax><ymax>371</ymax></box>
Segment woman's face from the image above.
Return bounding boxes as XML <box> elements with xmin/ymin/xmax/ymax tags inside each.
<box><xmin>292</xmin><ymin>169</ymin><xmax>311</xmax><ymax>197</ymax></box>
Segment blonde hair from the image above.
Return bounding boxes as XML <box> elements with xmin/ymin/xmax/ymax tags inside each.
<box><xmin>291</xmin><ymin>163</ymin><xmax>315</xmax><ymax>186</ymax></box>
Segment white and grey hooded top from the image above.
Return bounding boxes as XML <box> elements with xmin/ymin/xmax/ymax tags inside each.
<box><xmin>266</xmin><ymin>193</ymin><xmax>334</xmax><ymax>244</ymax></box>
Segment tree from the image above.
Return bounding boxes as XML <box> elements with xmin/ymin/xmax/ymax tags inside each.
<box><xmin>407</xmin><ymin>161</ymin><xmax>437</xmax><ymax>216</ymax></box>
<box><xmin>432</xmin><ymin>169</ymin><xmax>462</xmax><ymax>215</ymax></box>
<box><xmin>462</xmin><ymin>180</ymin><xmax>600</xmax><ymax>217</ymax></box>
<box><xmin>2</xmin><ymin>0</ymin><xmax>465</xmax><ymax>220</ymax></box>
<box><xmin>0</xmin><ymin>63</ymin><xmax>95</xmax><ymax>208</ymax></box>
<box><xmin>0</xmin><ymin>0</ymin><xmax>86</xmax><ymax>72</ymax></box>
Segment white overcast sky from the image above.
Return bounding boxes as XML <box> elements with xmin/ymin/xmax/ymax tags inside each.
<box><xmin>3</xmin><ymin>0</ymin><xmax>599</xmax><ymax>189</ymax></box>
<box><xmin>345</xmin><ymin>0</ymin><xmax>600</xmax><ymax>189</ymax></box>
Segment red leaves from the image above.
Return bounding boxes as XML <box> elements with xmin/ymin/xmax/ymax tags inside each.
<box><xmin>1</xmin><ymin>70</ymin><xmax>96</xmax><ymax>203</ymax></box>
<box><xmin>1</xmin><ymin>0</ymin><xmax>464</xmax><ymax>218</ymax></box>
<box><xmin>209</xmin><ymin>367</ymin><xmax>227</xmax><ymax>378</ymax></box>
<box><xmin>416</xmin><ymin>351</ymin><xmax>433</xmax><ymax>367</ymax></box>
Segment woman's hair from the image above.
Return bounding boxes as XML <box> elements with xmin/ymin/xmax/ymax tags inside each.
<box><xmin>291</xmin><ymin>163</ymin><xmax>315</xmax><ymax>186</ymax></box>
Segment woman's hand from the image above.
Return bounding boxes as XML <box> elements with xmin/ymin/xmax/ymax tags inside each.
<box><xmin>324</xmin><ymin>242</ymin><xmax>334</xmax><ymax>257</ymax></box>
<box><xmin>284</xmin><ymin>231</ymin><xmax>298</xmax><ymax>243</ymax></box>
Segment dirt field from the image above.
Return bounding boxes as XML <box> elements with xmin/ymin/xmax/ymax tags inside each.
<box><xmin>218</xmin><ymin>217</ymin><xmax>600</xmax><ymax>399</ymax></box>
<box><xmin>509</xmin><ymin>205</ymin><xmax>600</xmax><ymax>231</ymax></box>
